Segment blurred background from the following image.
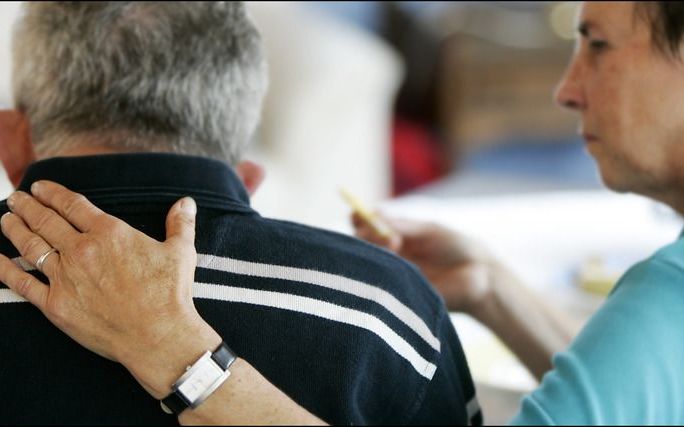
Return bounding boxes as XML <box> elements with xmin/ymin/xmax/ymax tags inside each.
<box><xmin>0</xmin><ymin>1</ymin><xmax>590</xmax><ymax>212</ymax></box>
<box><xmin>246</xmin><ymin>1</ymin><xmax>594</xmax><ymax>227</ymax></box>
<box><xmin>1</xmin><ymin>2</ymin><xmax>682</xmax><ymax>423</ymax></box>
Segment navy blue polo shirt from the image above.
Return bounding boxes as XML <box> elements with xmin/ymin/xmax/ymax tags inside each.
<box><xmin>0</xmin><ymin>153</ymin><xmax>481</xmax><ymax>425</ymax></box>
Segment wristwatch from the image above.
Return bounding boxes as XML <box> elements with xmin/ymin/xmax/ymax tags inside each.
<box><xmin>160</xmin><ymin>341</ymin><xmax>237</xmax><ymax>415</ymax></box>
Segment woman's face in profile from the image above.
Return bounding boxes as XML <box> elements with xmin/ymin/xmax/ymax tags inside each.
<box><xmin>554</xmin><ymin>1</ymin><xmax>684</xmax><ymax>200</ymax></box>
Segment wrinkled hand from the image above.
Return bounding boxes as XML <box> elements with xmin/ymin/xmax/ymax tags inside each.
<box><xmin>0</xmin><ymin>180</ymin><xmax>218</xmax><ymax>398</ymax></box>
<box><xmin>352</xmin><ymin>212</ymin><xmax>495</xmax><ymax>313</ymax></box>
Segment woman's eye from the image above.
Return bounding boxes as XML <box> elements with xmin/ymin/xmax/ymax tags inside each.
<box><xmin>589</xmin><ymin>39</ymin><xmax>608</xmax><ymax>52</ymax></box>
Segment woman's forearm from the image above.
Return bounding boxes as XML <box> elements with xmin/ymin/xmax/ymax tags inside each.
<box><xmin>179</xmin><ymin>358</ymin><xmax>326</xmax><ymax>425</ymax></box>
<box><xmin>467</xmin><ymin>262</ymin><xmax>579</xmax><ymax>381</ymax></box>
<box><xmin>119</xmin><ymin>318</ymin><xmax>326</xmax><ymax>425</ymax></box>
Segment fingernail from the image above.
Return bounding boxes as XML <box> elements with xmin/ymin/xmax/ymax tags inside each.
<box><xmin>180</xmin><ymin>197</ymin><xmax>197</xmax><ymax>216</ymax></box>
<box><xmin>0</xmin><ymin>212</ymin><xmax>11</xmax><ymax>224</ymax></box>
<box><xmin>31</xmin><ymin>181</ymin><xmax>41</xmax><ymax>195</ymax></box>
<box><xmin>7</xmin><ymin>193</ymin><xmax>16</xmax><ymax>210</ymax></box>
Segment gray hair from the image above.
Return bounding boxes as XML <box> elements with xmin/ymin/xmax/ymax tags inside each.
<box><xmin>12</xmin><ymin>1</ymin><xmax>267</xmax><ymax>163</ymax></box>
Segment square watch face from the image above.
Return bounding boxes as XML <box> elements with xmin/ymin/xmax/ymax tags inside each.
<box><xmin>177</xmin><ymin>359</ymin><xmax>225</xmax><ymax>403</ymax></box>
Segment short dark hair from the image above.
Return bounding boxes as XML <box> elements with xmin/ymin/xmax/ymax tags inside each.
<box><xmin>637</xmin><ymin>2</ymin><xmax>684</xmax><ymax>59</ymax></box>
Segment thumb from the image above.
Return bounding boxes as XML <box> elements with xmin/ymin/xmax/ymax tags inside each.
<box><xmin>165</xmin><ymin>197</ymin><xmax>197</xmax><ymax>246</ymax></box>
<box><xmin>351</xmin><ymin>211</ymin><xmax>403</xmax><ymax>253</ymax></box>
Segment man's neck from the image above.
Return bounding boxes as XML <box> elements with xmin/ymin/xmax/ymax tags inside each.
<box><xmin>37</xmin><ymin>145</ymin><xmax>134</xmax><ymax>160</ymax></box>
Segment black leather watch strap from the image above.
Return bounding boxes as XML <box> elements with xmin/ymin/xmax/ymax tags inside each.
<box><xmin>211</xmin><ymin>341</ymin><xmax>237</xmax><ymax>370</ymax></box>
<box><xmin>161</xmin><ymin>390</ymin><xmax>188</xmax><ymax>416</ymax></box>
<box><xmin>161</xmin><ymin>342</ymin><xmax>237</xmax><ymax>416</ymax></box>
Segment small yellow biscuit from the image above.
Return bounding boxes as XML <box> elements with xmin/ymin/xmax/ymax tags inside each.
<box><xmin>339</xmin><ymin>188</ymin><xmax>394</xmax><ymax>239</ymax></box>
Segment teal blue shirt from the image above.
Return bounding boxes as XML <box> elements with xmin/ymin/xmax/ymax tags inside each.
<box><xmin>511</xmin><ymin>232</ymin><xmax>684</xmax><ymax>425</ymax></box>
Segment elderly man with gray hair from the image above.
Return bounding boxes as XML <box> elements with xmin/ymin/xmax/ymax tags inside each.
<box><xmin>0</xmin><ymin>2</ymin><xmax>479</xmax><ymax>424</ymax></box>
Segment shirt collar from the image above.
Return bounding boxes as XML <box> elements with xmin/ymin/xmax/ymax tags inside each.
<box><xmin>16</xmin><ymin>153</ymin><xmax>252</xmax><ymax>210</ymax></box>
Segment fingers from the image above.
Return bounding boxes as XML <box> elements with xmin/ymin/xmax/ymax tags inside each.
<box><xmin>165</xmin><ymin>197</ymin><xmax>197</xmax><ymax>247</ymax></box>
<box><xmin>369</xmin><ymin>214</ymin><xmax>432</xmax><ymax>237</ymax></box>
<box><xmin>0</xmin><ymin>250</ymin><xmax>49</xmax><ymax>311</ymax></box>
<box><xmin>1</xmin><ymin>212</ymin><xmax>60</xmax><ymax>277</ymax></box>
<box><xmin>351</xmin><ymin>212</ymin><xmax>402</xmax><ymax>252</ymax></box>
<box><xmin>28</xmin><ymin>181</ymin><xmax>106</xmax><ymax>233</ymax></box>
<box><xmin>7</xmin><ymin>191</ymin><xmax>78</xmax><ymax>250</ymax></box>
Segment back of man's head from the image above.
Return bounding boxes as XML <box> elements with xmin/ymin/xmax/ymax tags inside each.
<box><xmin>12</xmin><ymin>1</ymin><xmax>267</xmax><ymax>163</ymax></box>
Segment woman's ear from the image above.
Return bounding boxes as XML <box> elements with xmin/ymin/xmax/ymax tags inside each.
<box><xmin>235</xmin><ymin>160</ymin><xmax>265</xmax><ymax>196</ymax></box>
<box><xmin>0</xmin><ymin>110</ymin><xmax>34</xmax><ymax>187</ymax></box>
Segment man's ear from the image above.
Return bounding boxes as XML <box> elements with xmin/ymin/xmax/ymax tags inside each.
<box><xmin>0</xmin><ymin>110</ymin><xmax>34</xmax><ymax>187</ymax></box>
<box><xmin>235</xmin><ymin>160</ymin><xmax>265</xmax><ymax>196</ymax></box>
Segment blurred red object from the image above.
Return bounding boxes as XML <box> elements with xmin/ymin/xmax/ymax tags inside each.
<box><xmin>392</xmin><ymin>117</ymin><xmax>449</xmax><ymax>196</ymax></box>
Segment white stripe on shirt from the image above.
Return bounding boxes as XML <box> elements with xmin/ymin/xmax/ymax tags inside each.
<box><xmin>194</xmin><ymin>282</ymin><xmax>437</xmax><ymax>379</ymax></box>
<box><xmin>2</xmin><ymin>256</ymin><xmax>441</xmax><ymax>379</ymax></box>
<box><xmin>197</xmin><ymin>253</ymin><xmax>441</xmax><ymax>352</ymax></box>
<box><xmin>0</xmin><ymin>288</ymin><xmax>25</xmax><ymax>304</ymax></box>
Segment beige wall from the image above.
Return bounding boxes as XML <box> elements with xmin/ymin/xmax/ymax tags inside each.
<box><xmin>246</xmin><ymin>2</ymin><xmax>400</xmax><ymax>229</ymax></box>
<box><xmin>0</xmin><ymin>2</ymin><xmax>21</xmax><ymax>108</ymax></box>
<box><xmin>0</xmin><ymin>2</ymin><xmax>21</xmax><ymax>197</ymax></box>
